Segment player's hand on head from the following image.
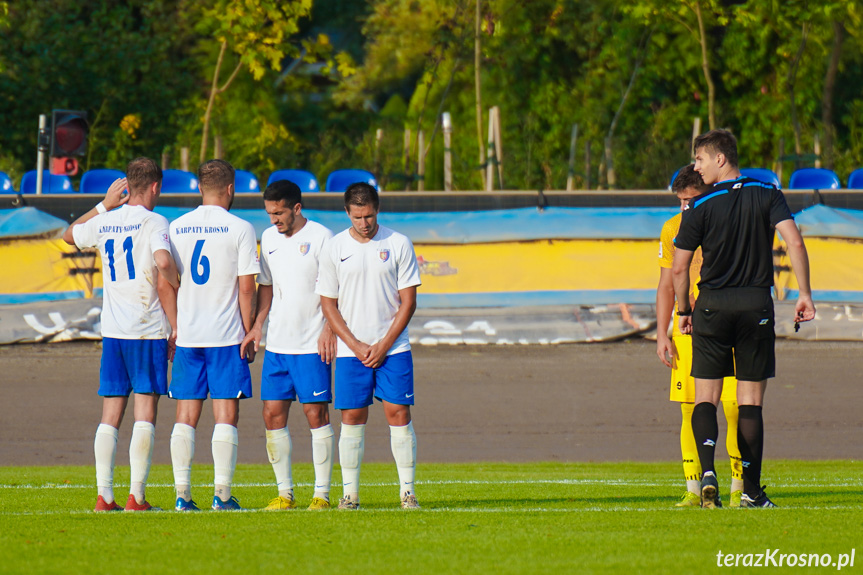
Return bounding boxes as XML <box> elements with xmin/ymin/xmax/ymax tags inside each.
<box><xmin>104</xmin><ymin>178</ymin><xmax>130</xmax><ymax>210</ymax></box>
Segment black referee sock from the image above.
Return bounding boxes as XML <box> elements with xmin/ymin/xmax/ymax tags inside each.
<box><xmin>737</xmin><ymin>405</ymin><xmax>764</xmax><ymax>497</ymax></box>
<box><xmin>691</xmin><ymin>402</ymin><xmax>719</xmax><ymax>478</ymax></box>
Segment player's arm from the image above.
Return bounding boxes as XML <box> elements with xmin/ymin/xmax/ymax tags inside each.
<box><xmin>320</xmin><ymin>296</ymin><xmax>370</xmax><ymax>360</ymax></box>
<box><xmin>157</xmin><ymin>270</ymin><xmax>179</xmax><ymax>361</ymax></box>
<box><xmin>153</xmin><ymin>249</ymin><xmax>180</xmax><ymax>289</ymax></box>
<box><xmin>672</xmin><ymin>248</ymin><xmax>695</xmax><ymax>334</ymax></box>
<box><xmin>364</xmin><ymin>285</ymin><xmax>417</xmax><ymax>368</ymax></box>
<box><xmin>775</xmin><ymin>219</ymin><xmax>816</xmax><ymax>323</ymax></box>
<box><xmin>62</xmin><ymin>178</ymin><xmax>129</xmax><ymax>245</ymax></box>
<box><xmin>238</xmin><ymin>274</ymin><xmax>257</xmax><ymax>361</ymax></box>
<box><xmin>240</xmin><ymin>284</ymin><xmax>272</xmax><ymax>358</ymax></box>
<box><xmin>317</xmin><ymin>320</ymin><xmax>337</xmax><ymax>365</ymax></box>
<box><xmin>656</xmin><ymin>267</ymin><xmax>675</xmax><ymax>368</ymax></box>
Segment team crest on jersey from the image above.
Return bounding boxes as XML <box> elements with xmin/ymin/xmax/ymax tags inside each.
<box><xmin>298</xmin><ymin>242</ymin><xmax>311</xmax><ymax>256</ymax></box>
<box><xmin>378</xmin><ymin>249</ymin><xmax>390</xmax><ymax>262</ymax></box>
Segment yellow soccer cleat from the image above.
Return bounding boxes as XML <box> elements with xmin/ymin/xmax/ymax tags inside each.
<box><xmin>729</xmin><ymin>490</ymin><xmax>743</xmax><ymax>508</ymax></box>
<box><xmin>265</xmin><ymin>495</ymin><xmax>296</xmax><ymax>511</ymax></box>
<box><xmin>308</xmin><ymin>497</ymin><xmax>330</xmax><ymax>511</ymax></box>
<box><xmin>674</xmin><ymin>491</ymin><xmax>702</xmax><ymax>507</ymax></box>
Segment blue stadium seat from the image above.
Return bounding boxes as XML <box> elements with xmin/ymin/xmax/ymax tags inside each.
<box><xmin>267</xmin><ymin>169</ymin><xmax>320</xmax><ymax>193</ymax></box>
<box><xmin>325</xmin><ymin>169</ymin><xmax>378</xmax><ymax>192</ymax></box>
<box><xmin>20</xmin><ymin>170</ymin><xmax>74</xmax><ymax>194</ymax></box>
<box><xmin>788</xmin><ymin>168</ymin><xmax>840</xmax><ymax>190</ymax></box>
<box><xmin>740</xmin><ymin>168</ymin><xmax>780</xmax><ymax>187</ymax></box>
<box><xmin>847</xmin><ymin>168</ymin><xmax>863</xmax><ymax>190</ymax></box>
<box><xmin>234</xmin><ymin>169</ymin><xmax>261</xmax><ymax>193</ymax></box>
<box><xmin>0</xmin><ymin>171</ymin><xmax>13</xmax><ymax>194</ymax></box>
<box><xmin>161</xmin><ymin>169</ymin><xmax>199</xmax><ymax>193</ymax></box>
<box><xmin>79</xmin><ymin>169</ymin><xmax>126</xmax><ymax>195</ymax></box>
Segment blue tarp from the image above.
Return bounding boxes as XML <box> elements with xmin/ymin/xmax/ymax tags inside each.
<box><xmin>154</xmin><ymin>206</ymin><xmax>681</xmax><ymax>244</ymax></box>
<box><xmin>794</xmin><ymin>204</ymin><xmax>863</xmax><ymax>240</ymax></box>
<box><xmin>0</xmin><ymin>208</ymin><xmax>68</xmax><ymax>239</ymax></box>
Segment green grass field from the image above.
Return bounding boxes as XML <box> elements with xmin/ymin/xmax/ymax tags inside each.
<box><xmin>1</xmin><ymin>460</ymin><xmax>860</xmax><ymax>574</ymax></box>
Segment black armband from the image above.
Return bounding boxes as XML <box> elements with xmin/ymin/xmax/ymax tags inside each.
<box><xmin>677</xmin><ymin>308</ymin><xmax>692</xmax><ymax>317</ymax></box>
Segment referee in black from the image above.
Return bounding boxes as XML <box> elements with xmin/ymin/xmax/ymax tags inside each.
<box><xmin>671</xmin><ymin>129</ymin><xmax>815</xmax><ymax>508</ymax></box>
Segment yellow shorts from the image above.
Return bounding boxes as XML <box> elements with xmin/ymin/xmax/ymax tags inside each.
<box><xmin>670</xmin><ymin>335</ymin><xmax>737</xmax><ymax>403</ymax></box>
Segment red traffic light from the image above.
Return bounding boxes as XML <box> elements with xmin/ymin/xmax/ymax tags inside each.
<box><xmin>51</xmin><ymin>110</ymin><xmax>88</xmax><ymax>157</ymax></box>
<box><xmin>51</xmin><ymin>157</ymin><xmax>79</xmax><ymax>176</ymax></box>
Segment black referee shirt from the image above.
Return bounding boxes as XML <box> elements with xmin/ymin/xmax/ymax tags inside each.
<box><xmin>674</xmin><ymin>176</ymin><xmax>793</xmax><ymax>290</ymax></box>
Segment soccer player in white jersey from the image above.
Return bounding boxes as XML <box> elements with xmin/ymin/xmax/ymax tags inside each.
<box><xmin>167</xmin><ymin>159</ymin><xmax>260</xmax><ymax>512</ymax></box>
<box><xmin>316</xmin><ymin>182</ymin><xmax>422</xmax><ymax>510</ymax></box>
<box><xmin>63</xmin><ymin>157</ymin><xmax>179</xmax><ymax>512</ymax></box>
<box><xmin>240</xmin><ymin>179</ymin><xmax>337</xmax><ymax>511</ymax></box>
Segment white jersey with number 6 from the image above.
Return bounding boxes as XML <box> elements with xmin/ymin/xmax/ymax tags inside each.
<box><xmin>72</xmin><ymin>205</ymin><xmax>171</xmax><ymax>339</ymax></box>
<box><xmin>316</xmin><ymin>225</ymin><xmax>421</xmax><ymax>358</ymax></box>
<box><xmin>170</xmin><ymin>205</ymin><xmax>260</xmax><ymax>347</ymax></box>
<box><xmin>258</xmin><ymin>219</ymin><xmax>333</xmax><ymax>354</ymax></box>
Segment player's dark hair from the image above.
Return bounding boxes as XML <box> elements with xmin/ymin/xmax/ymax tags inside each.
<box><xmin>671</xmin><ymin>164</ymin><xmax>708</xmax><ymax>195</ymax></box>
<box><xmin>126</xmin><ymin>157</ymin><xmax>162</xmax><ymax>195</ymax></box>
<box><xmin>694</xmin><ymin>129</ymin><xmax>739</xmax><ymax>168</ymax></box>
<box><xmin>197</xmin><ymin>159</ymin><xmax>235</xmax><ymax>193</ymax></box>
<box><xmin>344</xmin><ymin>182</ymin><xmax>379</xmax><ymax>210</ymax></box>
<box><xmin>264</xmin><ymin>179</ymin><xmax>302</xmax><ymax>208</ymax></box>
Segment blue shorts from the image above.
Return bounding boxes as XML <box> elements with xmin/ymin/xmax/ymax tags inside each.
<box><xmin>169</xmin><ymin>345</ymin><xmax>253</xmax><ymax>400</ymax></box>
<box><xmin>99</xmin><ymin>338</ymin><xmax>168</xmax><ymax>397</ymax></box>
<box><xmin>261</xmin><ymin>351</ymin><xmax>332</xmax><ymax>403</ymax></box>
<box><xmin>334</xmin><ymin>351</ymin><xmax>414</xmax><ymax>410</ymax></box>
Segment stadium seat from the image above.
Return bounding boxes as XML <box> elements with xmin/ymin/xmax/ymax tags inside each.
<box><xmin>0</xmin><ymin>171</ymin><xmax>13</xmax><ymax>194</ymax></box>
<box><xmin>267</xmin><ymin>169</ymin><xmax>321</xmax><ymax>193</ymax></box>
<box><xmin>234</xmin><ymin>169</ymin><xmax>261</xmax><ymax>193</ymax></box>
<box><xmin>20</xmin><ymin>170</ymin><xmax>74</xmax><ymax>194</ymax></box>
<box><xmin>847</xmin><ymin>168</ymin><xmax>863</xmax><ymax>190</ymax></box>
<box><xmin>740</xmin><ymin>168</ymin><xmax>780</xmax><ymax>187</ymax></box>
<box><xmin>325</xmin><ymin>169</ymin><xmax>378</xmax><ymax>192</ymax></box>
<box><xmin>788</xmin><ymin>168</ymin><xmax>840</xmax><ymax>190</ymax></box>
<box><xmin>161</xmin><ymin>169</ymin><xmax>199</xmax><ymax>193</ymax></box>
<box><xmin>79</xmin><ymin>169</ymin><xmax>126</xmax><ymax>195</ymax></box>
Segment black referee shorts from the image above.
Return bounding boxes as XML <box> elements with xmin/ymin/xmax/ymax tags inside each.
<box><xmin>691</xmin><ymin>287</ymin><xmax>776</xmax><ymax>381</ymax></box>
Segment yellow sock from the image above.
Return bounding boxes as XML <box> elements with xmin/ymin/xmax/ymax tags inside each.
<box><xmin>680</xmin><ymin>403</ymin><xmax>701</xmax><ymax>489</ymax></box>
<box><xmin>722</xmin><ymin>400</ymin><xmax>744</xmax><ymax>485</ymax></box>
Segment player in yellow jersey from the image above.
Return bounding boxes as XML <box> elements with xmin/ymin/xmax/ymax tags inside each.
<box><xmin>656</xmin><ymin>165</ymin><xmax>743</xmax><ymax>507</ymax></box>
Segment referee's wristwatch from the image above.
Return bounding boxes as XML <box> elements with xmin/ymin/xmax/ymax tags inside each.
<box><xmin>677</xmin><ymin>307</ymin><xmax>692</xmax><ymax>317</ymax></box>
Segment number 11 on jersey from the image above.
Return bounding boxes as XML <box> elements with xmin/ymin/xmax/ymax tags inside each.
<box><xmin>105</xmin><ymin>236</ymin><xmax>135</xmax><ymax>281</ymax></box>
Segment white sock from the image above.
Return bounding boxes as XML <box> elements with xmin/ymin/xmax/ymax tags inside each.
<box><xmin>390</xmin><ymin>422</ymin><xmax>417</xmax><ymax>498</ymax></box>
<box><xmin>311</xmin><ymin>424</ymin><xmax>335</xmax><ymax>500</ymax></box>
<box><xmin>213</xmin><ymin>423</ymin><xmax>238</xmax><ymax>501</ymax></box>
<box><xmin>171</xmin><ymin>423</ymin><xmax>195</xmax><ymax>500</ymax></box>
<box><xmin>129</xmin><ymin>421</ymin><xmax>155</xmax><ymax>504</ymax></box>
<box><xmin>686</xmin><ymin>479</ymin><xmax>700</xmax><ymax>494</ymax></box>
<box><xmin>339</xmin><ymin>423</ymin><xmax>365</xmax><ymax>501</ymax></box>
<box><xmin>94</xmin><ymin>424</ymin><xmax>119</xmax><ymax>502</ymax></box>
<box><xmin>265</xmin><ymin>427</ymin><xmax>293</xmax><ymax>498</ymax></box>
<box><xmin>731</xmin><ymin>478</ymin><xmax>745</xmax><ymax>493</ymax></box>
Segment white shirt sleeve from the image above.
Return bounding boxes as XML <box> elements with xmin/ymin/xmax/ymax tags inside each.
<box><xmin>397</xmin><ymin>236</ymin><xmax>422</xmax><ymax>290</ymax></box>
<box><xmin>315</xmin><ymin>238</ymin><xmax>339</xmax><ymax>298</ymax></box>
<box><xmin>257</xmin><ymin>235</ymin><xmax>273</xmax><ymax>286</ymax></box>
<box><xmin>71</xmin><ymin>217</ymin><xmax>99</xmax><ymax>249</ymax></box>
<box><xmin>148</xmin><ymin>216</ymin><xmax>171</xmax><ymax>255</ymax></box>
<box><xmin>237</xmin><ymin>222</ymin><xmax>261</xmax><ymax>276</ymax></box>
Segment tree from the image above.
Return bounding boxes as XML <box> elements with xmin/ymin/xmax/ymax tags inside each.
<box><xmin>195</xmin><ymin>0</ymin><xmax>313</xmax><ymax>163</ymax></box>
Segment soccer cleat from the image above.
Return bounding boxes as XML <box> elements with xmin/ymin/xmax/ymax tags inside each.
<box><xmin>175</xmin><ymin>497</ymin><xmax>201</xmax><ymax>512</ymax></box>
<box><xmin>337</xmin><ymin>495</ymin><xmax>360</xmax><ymax>510</ymax></box>
<box><xmin>740</xmin><ymin>489</ymin><xmax>778</xmax><ymax>508</ymax></box>
<box><xmin>308</xmin><ymin>497</ymin><xmax>331</xmax><ymax>511</ymax></box>
<box><xmin>700</xmin><ymin>473</ymin><xmax>721</xmax><ymax>509</ymax></box>
<box><xmin>212</xmin><ymin>495</ymin><xmax>242</xmax><ymax>511</ymax></box>
<box><xmin>124</xmin><ymin>494</ymin><xmax>161</xmax><ymax>511</ymax></box>
<box><xmin>265</xmin><ymin>495</ymin><xmax>296</xmax><ymax>511</ymax></box>
<box><xmin>729</xmin><ymin>490</ymin><xmax>743</xmax><ymax>508</ymax></box>
<box><xmin>400</xmin><ymin>491</ymin><xmax>420</xmax><ymax>509</ymax></box>
<box><xmin>94</xmin><ymin>495</ymin><xmax>123</xmax><ymax>512</ymax></box>
<box><xmin>674</xmin><ymin>491</ymin><xmax>702</xmax><ymax>507</ymax></box>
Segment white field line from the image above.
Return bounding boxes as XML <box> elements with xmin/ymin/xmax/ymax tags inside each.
<box><xmin>2</xmin><ymin>477</ymin><xmax>862</xmax><ymax>490</ymax></box>
<box><xmin>0</xmin><ymin>505</ymin><xmax>858</xmax><ymax>518</ymax></box>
